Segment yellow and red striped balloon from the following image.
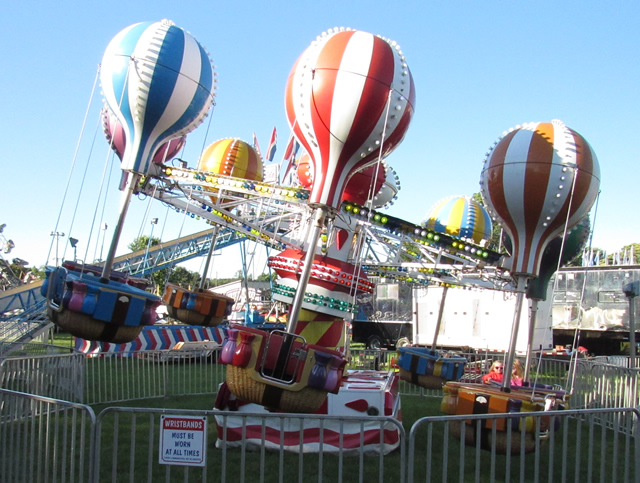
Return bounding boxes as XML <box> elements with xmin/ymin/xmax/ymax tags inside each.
<box><xmin>198</xmin><ymin>138</ymin><xmax>263</xmax><ymax>180</ymax></box>
<box><xmin>198</xmin><ymin>138</ymin><xmax>264</xmax><ymax>204</ymax></box>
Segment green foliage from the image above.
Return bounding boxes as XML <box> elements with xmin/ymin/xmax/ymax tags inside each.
<box><xmin>255</xmin><ymin>271</ymin><xmax>276</xmax><ymax>282</ymax></box>
<box><xmin>400</xmin><ymin>240</ymin><xmax>421</xmax><ymax>261</ymax></box>
<box><xmin>128</xmin><ymin>235</ymin><xmax>161</xmax><ymax>252</ymax></box>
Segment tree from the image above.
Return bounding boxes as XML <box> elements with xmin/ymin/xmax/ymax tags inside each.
<box><xmin>255</xmin><ymin>272</ymin><xmax>276</xmax><ymax>282</ymax></box>
<box><xmin>128</xmin><ymin>235</ymin><xmax>160</xmax><ymax>253</ymax></box>
<box><xmin>167</xmin><ymin>266</ymin><xmax>201</xmax><ymax>290</ymax></box>
<box><xmin>620</xmin><ymin>243</ymin><xmax>640</xmax><ymax>265</ymax></box>
<box><xmin>599</xmin><ymin>243</ymin><xmax>640</xmax><ymax>266</ymax></box>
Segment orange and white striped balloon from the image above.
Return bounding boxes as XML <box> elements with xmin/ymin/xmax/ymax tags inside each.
<box><xmin>480</xmin><ymin>120</ymin><xmax>600</xmax><ymax>276</ymax></box>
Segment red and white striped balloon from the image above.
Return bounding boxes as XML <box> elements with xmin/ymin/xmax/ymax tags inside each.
<box><xmin>480</xmin><ymin>120</ymin><xmax>600</xmax><ymax>276</ymax></box>
<box><xmin>285</xmin><ymin>28</ymin><xmax>415</xmax><ymax>209</ymax></box>
<box><xmin>297</xmin><ymin>153</ymin><xmax>391</xmax><ymax>206</ymax></box>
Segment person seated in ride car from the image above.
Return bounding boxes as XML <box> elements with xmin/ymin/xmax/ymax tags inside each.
<box><xmin>481</xmin><ymin>360</ymin><xmax>504</xmax><ymax>384</ymax></box>
<box><xmin>511</xmin><ymin>360</ymin><xmax>524</xmax><ymax>386</ymax></box>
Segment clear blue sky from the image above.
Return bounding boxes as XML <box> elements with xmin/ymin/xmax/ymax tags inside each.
<box><xmin>2</xmin><ymin>1</ymin><xmax>638</xmax><ymax>277</ymax></box>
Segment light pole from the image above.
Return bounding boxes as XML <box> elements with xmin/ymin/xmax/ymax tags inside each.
<box><xmin>50</xmin><ymin>231</ymin><xmax>65</xmax><ymax>266</ymax></box>
<box><xmin>143</xmin><ymin>218</ymin><xmax>158</xmax><ymax>273</ymax></box>
<box><xmin>69</xmin><ymin>237</ymin><xmax>79</xmax><ymax>262</ymax></box>
<box><xmin>99</xmin><ymin>223</ymin><xmax>108</xmax><ymax>263</ymax></box>
<box><xmin>623</xmin><ymin>281</ymin><xmax>639</xmax><ymax>368</ymax></box>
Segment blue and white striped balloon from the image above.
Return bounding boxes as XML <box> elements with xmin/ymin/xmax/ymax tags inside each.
<box><xmin>100</xmin><ymin>19</ymin><xmax>216</xmax><ymax>175</ymax></box>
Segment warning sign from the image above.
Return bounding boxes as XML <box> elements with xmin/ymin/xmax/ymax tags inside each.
<box><xmin>159</xmin><ymin>415</ymin><xmax>207</xmax><ymax>467</ymax></box>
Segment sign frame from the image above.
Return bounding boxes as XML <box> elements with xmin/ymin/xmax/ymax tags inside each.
<box><xmin>159</xmin><ymin>415</ymin><xmax>207</xmax><ymax>467</ymax></box>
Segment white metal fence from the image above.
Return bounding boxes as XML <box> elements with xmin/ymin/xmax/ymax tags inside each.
<box><xmin>0</xmin><ymin>349</ymin><xmax>637</xmax><ymax>409</ymax></box>
<box><xmin>0</xmin><ymin>388</ymin><xmax>96</xmax><ymax>482</ymax></box>
<box><xmin>408</xmin><ymin>407</ymin><xmax>640</xmax><ymax>483</ymax></box>
<box><xmin>1</xmin><ymin>388</ymin><xmax>637</xmax><ymax>482</ymax></box>
<box><xmin>94</xmin><ymin>407</ymin><xmax>406</xmax><ymax>483</ymax></box>
<box><xmin>0</xmin><ymin>350</ymin><xmax>639</xmax><ymax>481</ymax></box>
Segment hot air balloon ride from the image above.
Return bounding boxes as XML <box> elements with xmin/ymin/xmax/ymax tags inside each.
<box><xmin>43</xmin><ymin>20</ymin><xmax>217</xmax><ymax>343</ymax></box>
<box><xmin>441</xmin><ymin>120</ymin><xmax>600</xmax><ymax>453</ymax></box>
<box><xmin>220</xmin><ymin>27</ymin><xmax>416</xmax><ymax>413</ymax></box>
<box><xmin>480</xmin><ymin>119</ymin><xmax>600</xmax><ymax>388</ymax></box>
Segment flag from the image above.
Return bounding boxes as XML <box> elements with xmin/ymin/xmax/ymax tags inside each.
<box><xmin>280</xmin><ymin>135</ymin><xmax>300</xmax><ymax>184</ymax></box>
<box><xmin>282</xmin><ymin>135</ymin><xmax>300</xmax><ymax>162</ymax></box>
<box><xmin>252</xmin><ymin>132</ymin><xmax>261</xmax><ymax>157</ymax></box>
<box><xmin>265</xmin><ymin>127</ymin><xmax>277</xmax><ymax>162</ymax></box>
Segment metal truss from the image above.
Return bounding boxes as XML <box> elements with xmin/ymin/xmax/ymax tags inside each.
<box><xmin>136</xmin><ymin>166</ymin><xmax>516</xmax><ymax>292</ymax></box>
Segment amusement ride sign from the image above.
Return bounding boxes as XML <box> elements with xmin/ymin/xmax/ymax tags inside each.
<box><xmin>159</xmin><ymin>415</ymin><xmax>207</xmax><ymax>467</ymax></box>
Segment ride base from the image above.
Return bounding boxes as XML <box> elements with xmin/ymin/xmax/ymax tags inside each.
<box><xmin>213</xmin><ymin>369</ymin><xmax>401</xmax><ymax>455</ymax></box>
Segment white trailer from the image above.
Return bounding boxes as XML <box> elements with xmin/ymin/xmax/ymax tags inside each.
<box><xmin>412</xmin><ymin>285</ymin><xmax>553</xmax><ymax>353</ymax></box>
<box><xmin>352</xmin><ymin>282</ymin><xmax>554</xmax><ymax>353</ymax></box>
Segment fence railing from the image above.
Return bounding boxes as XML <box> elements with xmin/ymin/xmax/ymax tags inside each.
<box><xmin>1</xmin><ymin>388</ymin><xmax>637</xmax><ymax>482</ymax></box>
<box><xmin>95</xmin><ymin>406</ymin><xmax>406</xmax><ymax>483</ymax></box>
<box><xmin>0</xmin><ymin>352</ymin><xmax>85</xmax><ymax>402</ymax></box>
<box><xmin>2</xmin><ymin>350</ymin><xmax>639</xmax><ymax>409</ymax></box>
<box><xmin>0</xmin><ymin>388</ymin><xmax>96</xmax><ymax>483</ymax></box>
<box><xmin>572</xmin><ymin>361</ymin><xmax>640</xmax><ymax>414</ymax></box>
<box><xmin>83</xmin><ymin>350</ymin><xmax>225</xmax><ymax>405</ymax></box>
<box><xmin>408</xmin><ymin>407</ymin><xmax>640</xmax><ymax>483</ymax></box>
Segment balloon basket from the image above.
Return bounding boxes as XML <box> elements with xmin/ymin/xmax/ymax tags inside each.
<box><xmin>398</xmin><ymin>369</ymin><xmax>447</xmax><ymax>390</ymax></box>
<box><xmin>220</xmin><ymin>325</ymin><xmax>347</xmax><ymax>413</ymax></box>
<box><xmin>42</xmin><ymin>266</ymin><xmax>161</xmax><ymax>344</ymax></box>
<box><xmin>397</xmin><ymin>347</ymin><xmax>466</xmax><ymax>389</ymax></box>
<box><xmin>52</xmin><ymin>309</ymin><xmax>143</xmax><ymax>344</ymax></box>
<box><xmin>226</xmin><ymin>365</ymin><xmax>328</xmax><ymax>413</ymax></box>
<box><xmin>162</xmin><ymin>283</ymin><xmax>234</xmax><ymax>327</ymax></box>
<box><xmin>441</xmin><ymin>382</ymin><xmax>565</xmax><ymax>454</ymax></box>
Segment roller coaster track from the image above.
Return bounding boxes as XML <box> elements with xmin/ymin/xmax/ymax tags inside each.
<box><xmin>111</xmin><ymin>226</ymin><xmax>244</xmax><ymax>276</ymax></box>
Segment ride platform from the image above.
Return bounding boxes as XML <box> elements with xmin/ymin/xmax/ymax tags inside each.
<box><xmin>213</xmin><ymin>369</ymin><xmax>401</xmax><ymax>454</ymax></box>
